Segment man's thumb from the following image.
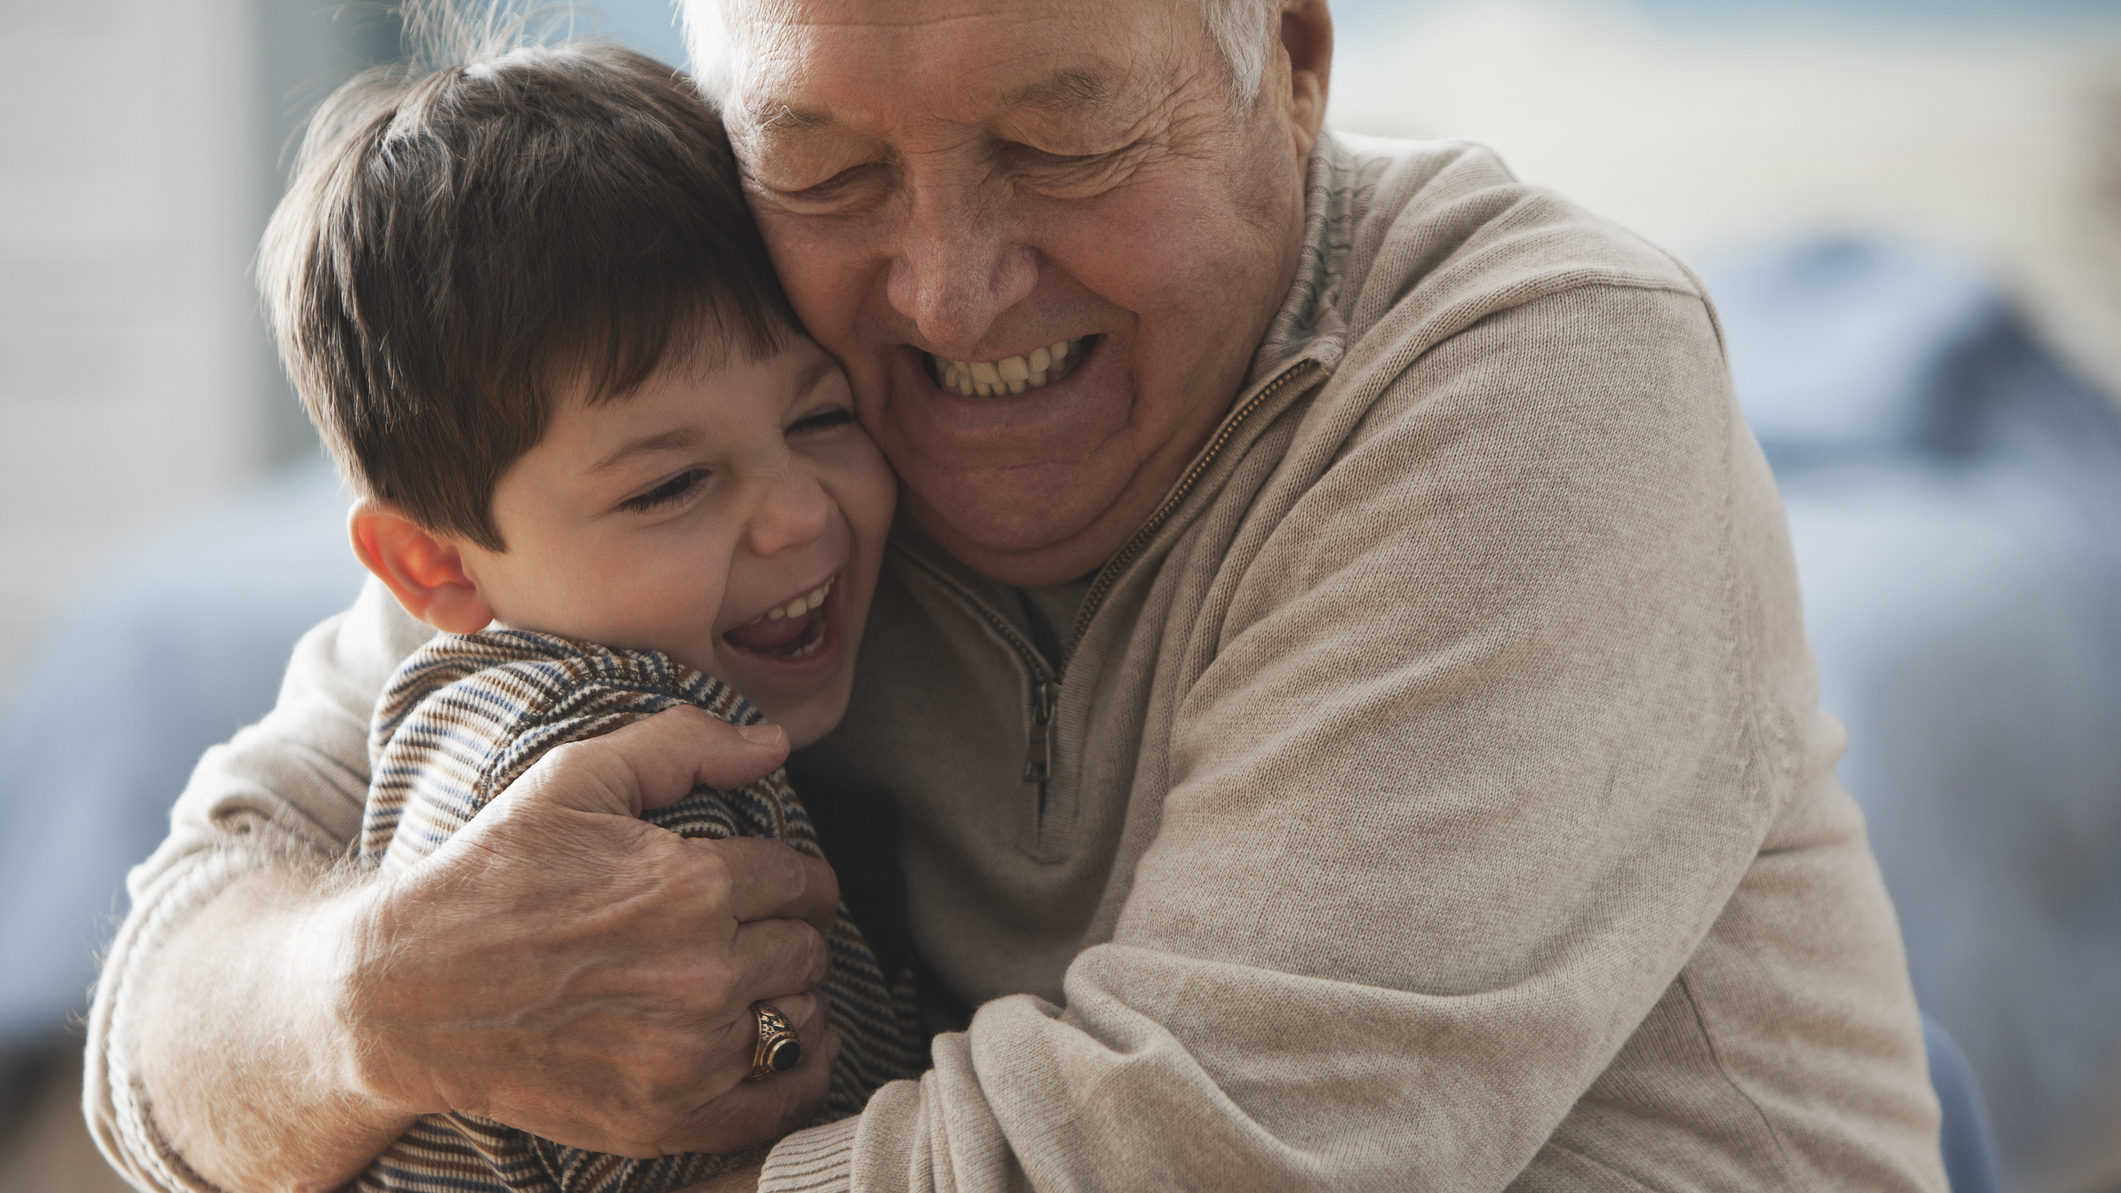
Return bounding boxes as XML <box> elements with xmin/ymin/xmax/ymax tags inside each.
<box><xmin>622</xmin><ymin>708</ymin><xmax>789</xmax><ymax>812</ymax></box>
<box><xmin>499</xmin><ymin>708</ymin><xmax>790</xmax><ymax>819</ymax></box>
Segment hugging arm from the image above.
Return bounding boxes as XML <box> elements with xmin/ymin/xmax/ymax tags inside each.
<box><xmin>86</xmin><ymin>582</ymin><xmax>838</xmax><ymax>1193</ymax></box>
<box><xmin>753</xmin><ymin>286</ymin><xmax>1941</xmax><ymax>1192</ymax></box>
<box><xmin>87</xmin><ymin>580</ymin><xmax>419</xmax><ymax>1193</ymax></box>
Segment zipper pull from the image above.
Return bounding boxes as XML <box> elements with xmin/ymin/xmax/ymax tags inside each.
<box><xmin>1023</xmin><ymin>680</ymin><xmax>1061</xmax><ymax>784</ymax></box>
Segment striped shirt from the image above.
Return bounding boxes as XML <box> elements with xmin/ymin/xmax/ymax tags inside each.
<box><xmin>354</xmin><ymin>629</ymin><xmax>919</xmax><ymax>1193</ymax></box>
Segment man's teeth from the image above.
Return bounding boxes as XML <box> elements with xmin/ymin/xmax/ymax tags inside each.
<box><xmin>762</xmin><ymin>577</ymin><xmax>833</xmax><ymax>623</ymax></box>
<box><xmin>931</xmin><ymin>336</ymin><xmax>1082</xmax><ymax>397</ymax></box>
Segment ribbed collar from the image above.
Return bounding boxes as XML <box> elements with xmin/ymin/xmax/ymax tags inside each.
<box><xmin>1245</xmin><ymin>130</ymin><xmax>1359</xmax><ymax>392</ymax></box>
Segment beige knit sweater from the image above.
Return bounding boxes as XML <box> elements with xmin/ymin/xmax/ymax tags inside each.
<box><xmin>87</xmin><ymin>134</ymin><xmax>1947</xmax><ymax>1193</ymax></box>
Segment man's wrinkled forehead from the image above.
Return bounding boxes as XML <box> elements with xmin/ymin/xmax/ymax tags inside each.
<box><xmin>697</xmin><ymin>0</ymin><xmax>1191</xmax><ymax>134</ymax></box>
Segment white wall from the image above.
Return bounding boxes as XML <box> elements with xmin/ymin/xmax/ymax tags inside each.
<box><xmin>0</xmin><ymin>0</ymin><xmax>269</xmax><ymax>669</ymax></box>
<box><xmin>0</xmin><ymin>0</ymin><xmax>405</xmax><ymax>674</ymax></box>
<box><xmin>1327</xmin><ymin>0</ymin><xmax>2121</xmax><ymax>398</ymax></box>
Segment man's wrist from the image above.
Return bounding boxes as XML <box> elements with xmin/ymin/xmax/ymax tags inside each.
<box><xmin>126</xmin><ymin>863</ymin><xmax>427</xmax><ymax>1193</ymax></box>
<box><xmin>319</xmin><ymin>873</ymin><xmax>438</xmax><ymax>1124</ymax></box>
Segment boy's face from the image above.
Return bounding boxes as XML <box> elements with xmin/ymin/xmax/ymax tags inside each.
<box><xmin>458</xmin><ymin>332</ymin><xmax>895</xmax><ymax>747</ymax></box>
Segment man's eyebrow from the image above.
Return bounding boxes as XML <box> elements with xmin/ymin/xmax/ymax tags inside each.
<box><xmin>747</xmin><ymin>68</ymin><xmax>1113</xmax><ymax>136</ymax></box>
<box><xmin>589</xmin><ymin>425</ymin><xmax>704</xmax><ymax>475</ymax></box>
<box><xmin>749</xmin><ymin>103</ymin><xmax>834</xmax><ymax>137</ymax></box>
<box><xmin>1005</xmin><ymin>68</ymin><xmax>1112</xmax><ymax>112</ymax></box>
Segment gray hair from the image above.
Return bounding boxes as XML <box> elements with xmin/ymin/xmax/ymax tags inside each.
<box><xmin>1202</xmin><ymin>0</ymin><xmax>1280</xmax><ymax>108</ymax></box>
<box><xmin>682</xmin><ymin>0</ymin><xmax>1282</xmax><ymax>110</ymax></box>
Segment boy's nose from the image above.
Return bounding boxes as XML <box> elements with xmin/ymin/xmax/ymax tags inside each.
<box><xmin>745</xmin><ymin>467</ymin><xmax>833</xmax><ymax>557</ymax></box>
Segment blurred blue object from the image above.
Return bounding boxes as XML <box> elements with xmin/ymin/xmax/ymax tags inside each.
<box><xmin>567</xmin><ymin>0</ymin><xmax>686</xmax><ymax>64</ymax></box>
<box><xmin>1709</xmin><ymin>240</ymin><xmax>2001</xmax><ymax>463</ymax></box>
<box><xmin>0</xmin><ymin>462</ymin><xmax>363</xmax><ymax>1049</ymax></box>
<box><xmin>1714</xmin><ymin>237</ymin><xmax>2121</xmax><ymax>478</ymax></box>
<box><xmin>1702</xmin><ymin>236</ymin><xmax>2121</xmax><ymax>1181</ymax></box>
<box><xmin>1928</xmin><ymin>1015</ymin><xmax>2006</xmax><ymax>1193</ymax></box>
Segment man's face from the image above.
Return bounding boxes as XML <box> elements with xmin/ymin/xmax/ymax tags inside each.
<box><xmin>716</xmin><ymin>0</ymin><xmax>1326</xmax><ymax>586</ymax></box>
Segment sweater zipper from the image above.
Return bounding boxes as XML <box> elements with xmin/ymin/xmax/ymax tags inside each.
<box><xmin>1062</xmin><ymin>357</ymin><xmax>1321</xmax><ymax>666</ymax></box>
<box><xmin>898</xmin><ymin>355</ymin><xmax>1320</xmax><ymax>795</ymax></box>
<box><xmin>892</xmin><ymin>553</ymin><xmax>1060</xmax><ymax>784</ymax></box>
<box><xmin>1024</xmin><ymin>679</ymin><xmax>1062</xmax><ymax>784</ymax></box>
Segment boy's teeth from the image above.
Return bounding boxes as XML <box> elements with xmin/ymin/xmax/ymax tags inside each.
<box><xmin>930</xmin><ymin>336</ymin><xmax>1085</xmax><ymax>398</ymax></box>
<box><xmin>762</xmin><ymin>578</ymin><xmax>833</xmax><ymax>623</ymax></box>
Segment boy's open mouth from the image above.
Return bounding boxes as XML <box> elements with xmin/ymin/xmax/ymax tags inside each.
<box><xmin>722</xmin><ymin>575</ymin><xmax>835</xmax><ymax>661</ymax></box>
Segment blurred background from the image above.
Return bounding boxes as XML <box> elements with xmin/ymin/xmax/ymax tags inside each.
<box><xmin>2</xmin><ymin>0</ymin><xmax>2117</xmax><ymax>1188</ymax></box>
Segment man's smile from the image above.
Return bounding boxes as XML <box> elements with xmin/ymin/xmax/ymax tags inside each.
<box><xmin>926</xmin><ymin>334</ymin><xmax>1097</xmax><ymax>397</ymax></box>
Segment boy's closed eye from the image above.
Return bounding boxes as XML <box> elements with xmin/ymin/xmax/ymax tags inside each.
<box><xmin>788</xmin><ymin>406</ymin><xmax>857</xmax><ymax>434</ymax></box>
<box><xmin>617</xmin><ymin>408</ymin><xmax>859</xmax><ymax>514</ymax></box>
<box><xmin>621</xmin><ymin>468</ymin><xmax>710</xmax><ymax>513</ymax></box>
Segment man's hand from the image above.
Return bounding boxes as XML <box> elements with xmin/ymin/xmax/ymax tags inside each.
<box><xmin>139</xmin><ymin>707</ymin><xmax>838</xmax><ymax>1191</ymax></box>
<box><xmin>348</xmin><ymin>707</ymin><xmax>842</xmax><ymax>1154</ymax></box>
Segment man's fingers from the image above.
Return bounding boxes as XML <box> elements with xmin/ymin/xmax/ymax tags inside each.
<box><xmin>750</xmin><ymin>991</ymin><xmax>820</xmax><ymax>1037</ymax></box>
<box><xmin>726</xmin><ymin>993</ymin><xmax>829</xmax><ymax>1088</ymax></box>
<box><xmin>707</xmin><ymin>837</ymin><xmax>840</xmax><ymax>932</ymax></box>
<box><xmin>497</xmin><ymin>707</ymin><xmax>789</xmax><ymax>818</ymax></box>
<box><xmin>615</xmin><ymin>707</ymin><xmax>790</xmax><ymax>810</ymax></box>
<box><xmin>678</xmin><ymin>1028</ymin><xmax>842</xmax><ymax>1155</ymax></box>
<box><xmin>729</xmin><ymin>915</ymin><xmax>833</xmax><ymax>998</ymax></box>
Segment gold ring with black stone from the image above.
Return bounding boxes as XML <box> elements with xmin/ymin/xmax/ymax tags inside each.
<box><xmin>747</xmin><ymin>1001</ymin><xmax>801</xmax><ymax>1081</ymax></box>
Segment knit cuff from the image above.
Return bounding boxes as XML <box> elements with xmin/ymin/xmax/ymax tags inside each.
<box><xmin>89</xmin><ymin>843</ymin><xmax>284</xmax><ymax>1193</ymax></box>
<box><xmin>759</xmin><ymin>1114</ymin><xmax>862</xmax><ymax>1193</ymax></box>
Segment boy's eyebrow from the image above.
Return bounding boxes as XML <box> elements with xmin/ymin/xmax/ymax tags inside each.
<box><xmin>589</xmin><ymin>426</ymin><xmax>704</xmax><ymax>475</ymax></box>
<box><xmin>585</xmin><ymin>357</ymin><xmax>835</xmax><ymax>475</ymax></box>
<box><xmin>793</xmin><ymin>352</ymin><xmax>837</xmax><ymax>399</ymax></box>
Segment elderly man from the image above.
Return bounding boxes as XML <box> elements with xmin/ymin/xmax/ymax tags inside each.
<box><xmin>87</xmin><ymin>0</ymin><xmax>1947</xmax><ymax>1190</ymax></box>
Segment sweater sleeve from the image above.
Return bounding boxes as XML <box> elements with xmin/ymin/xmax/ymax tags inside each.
<box><xmin>84</xmin><ymin>577</ymin><xmax>432</xmax><ymax>1191</ymax></box>
<box><xmin>758</xmin><ymin>283</ymin><xmax>1938</xmax><ymax>1191</ymax></box>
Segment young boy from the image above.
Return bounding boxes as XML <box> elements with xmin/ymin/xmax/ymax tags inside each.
<box><xmin>258</xmin><ymin>35</ymin><xmax>918</xmax><ymax>1193</ymax></box>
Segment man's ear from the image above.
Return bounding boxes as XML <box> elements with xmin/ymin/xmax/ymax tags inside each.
<box><xmin>1277</xmin><ymin>0</ymin><xmax>1332</xmax><ymax>157</ymax></box>
<box><xmin>348</xmin><ymin>498</ymin><xmax>496</xmax><ymax>635</ymax></box>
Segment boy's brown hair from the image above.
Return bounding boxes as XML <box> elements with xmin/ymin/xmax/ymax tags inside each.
<box><xmin>260</xmin><ymin>39</ymin><xmax>797</xmax><ymax>550</ymax></box>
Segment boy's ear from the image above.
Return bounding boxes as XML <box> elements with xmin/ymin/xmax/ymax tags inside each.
<box><xmin>349</xmin><ymin>499</ymin><xmax>496</xmax><ymax>635</ymax></box>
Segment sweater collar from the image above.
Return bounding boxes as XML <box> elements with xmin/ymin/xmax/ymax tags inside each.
<box><xmin>1245</xmin><ymin>130</ymin><xmax>1357</xmax><ymax>392</ymax></box>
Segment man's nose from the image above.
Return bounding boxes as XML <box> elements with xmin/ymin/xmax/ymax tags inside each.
<box><xmin>745</xmin><ymin>467</ymin><xmax>832</xmax><ymax>558</ymax></box>
<box><xmin>885</xmin><ymin>184</ymin><xmax>1037</xmax><ymax>350</ymax></box>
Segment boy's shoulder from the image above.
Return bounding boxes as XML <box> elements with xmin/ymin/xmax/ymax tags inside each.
<box><xmin>363</xmin><ymin>629</ymin><xmax>797</xmax><ymax>870</ymax></box>
<box><xmin>372</xmin><ymin>628</ymin><xmax>758</xmax><ymax>762</ymax></box>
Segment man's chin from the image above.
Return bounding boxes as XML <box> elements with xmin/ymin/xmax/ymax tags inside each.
<box><xmin>903</xmin><ymin>488</ymin><xmax>1128</xmax><ymax>588</ymax></box>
